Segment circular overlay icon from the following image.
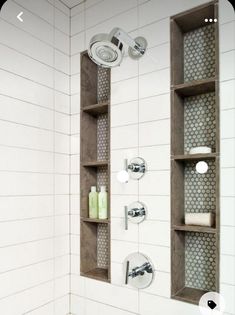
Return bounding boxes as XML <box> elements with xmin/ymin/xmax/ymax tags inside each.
<box><xmin>199</xmin><ymin>292</ymin><xmax>226</xmax><ymax>315</ymax></box>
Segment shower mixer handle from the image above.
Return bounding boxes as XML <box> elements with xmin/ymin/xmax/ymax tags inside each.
<box><xmin>125</xmin><ymin>261</ymin><xmax>153</xmax><ymax>285</ymax></box>
<box><xmin>128</xmin><ymin>162</ymin><xmax>145</xmax><ymax>173</ymax></box>
<box><xmin>124</xmin><ymin>204</ymin><xmax>146</xmax><ymax>230</ymax></box>
<box><xmin>128</xmin><ymin>207</ymin><xmax>146</xmax><ymax>218</ymax></box>
<box><xmin>124</xmin><ymin>202</ymin><xmax>147</xmax><ymax>230</ymax></box>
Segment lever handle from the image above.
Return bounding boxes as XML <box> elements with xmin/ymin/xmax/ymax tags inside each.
<box><xmin>125</xmin><ymin>260</ymin><xmax>130</xmax><ymax>285</ymax></box>
<box><xmin>124</xmin><ymin>206</ymin><xmax>128</xmax><ymax>230</ymax></box>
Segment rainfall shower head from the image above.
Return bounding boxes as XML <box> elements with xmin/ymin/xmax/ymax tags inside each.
<box><xmin>88</xmin><ymin>27</ymin><xmax>147</xmax><ymax>68</ymax></box>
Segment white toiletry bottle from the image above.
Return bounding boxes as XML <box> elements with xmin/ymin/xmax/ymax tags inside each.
<box><xmin>98</xmin><ymin>186</ymin><xmax>108</xmax><ymax>219</ymax></box>
<box><xmin>89</xmin><ymin>186</ymin><xmax>98</xmax><ymax>219</ymax></box>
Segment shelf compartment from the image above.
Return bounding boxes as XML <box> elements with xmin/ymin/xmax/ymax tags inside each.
<box><xmin>81</xmin><ymin>164</ymin><xmax>109</xmax><ymax>218</ymax></box>
<box><xmin>173</xmin><ymin>225</ymin><xmax>216</xmax><ymax>234</ymax></box>
<box><xmin>184</xmin><ymin>159</ymin><xmax>216</xmax><ymax>216</ymax></box>
<box><xmin>81</xmin><ymin>268</ymin><xmax>109</xmax><ymax>282</ymax></box>
<box><xmin>171</xmin><ymin>2</ymin><xmax>218</xmax><ymax>86</ymax></box>
<box><xmin>172</xmin><ymin>230</ymin><xmax>217</xmax><ymax>304</ymax></box>
<box><xmin>82</xmin><ymin>217</ymin><xmax>109</xmax><ymax>224</ymax></box>
<box><xmin>173</xmin><ymin>287</ymin><xmax>208</xmax><ymax>304</ymax></box>
<box><xmin>173</xmin><ymin>153</ymin><xmax>216</xmax><ymax>161</ymax></box>
<box><xmin>82</xmin><ymin>102</ymin><xmax>109</xmax><ymax>116</ymax></box>
<box><xmin>171</xmin><ymin>159</ymin><xmax>217</xmax><ymax>228</ymax></box>
<box><xmin>173</xmin><ymin>78</ymin><xmax>215</xmax><ymax>97</ymax></box>
<box><xmin>171</xmin><ymin>90</ymin><xmax>217</xmax><ymax>156</ymax></box>
<box><xmin>81</xmin><ymin>52</ymin><xmax>110</xmax><ymax>107</ymax></box>
<box><xmin>81</xmin><ymin>221</ymin><xmax>110</xmax><ymax>282</ymax></box>
<box><xmin>82</xmin><ymin>160</ymin><xmax>108</xmax><ymax>167</ymax></box>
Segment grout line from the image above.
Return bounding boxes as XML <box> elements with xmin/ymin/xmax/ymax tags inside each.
<box><xmin>0</xmin><ymin>16</ymin><xmax>70</xmax><ymax>57</ymax></box>
<box><xmin>52</xmin><ymin>2</ymin><xmax>56</xmax><ymax>311</ymax></box>
<box><xmin>0</xmin><ymin>42</ymin><xmax>70</xmax><ymax>76</ymax></box>
<box><xmin>57</xmin><ymin>0</ymin><xmax>70</xmax><ymax>10</ymax></box>
<box><xmin>0</xmin><ymin>274</ymin><xmax>69</xmax><ymax>302</ymax></box>
<box><xmin>22</xmin><ymin>294</ymin><xmax>69</xmax><ymax>315</ymax></box>
<box><xmin>71</xmin><ymin>294</ymin><xmax>139</xmax><ymax>315</ymax></box>
<box><xmin>0</xmin><ymin>213</ymin><xmax>70</xmax><ymax>224</ymax></box>
<box><xmin>46</xmin><ymin>0</ymin><xmax>70</xmax><ymax>16</ymax></box>
<box><xmin>111</xmin><ymin>118</ymin><xmax>170</xmax><ymax>129</ymax></box>
<box><xmin>0</xmin><ymin>234</ymin><xmax>69</xmax><ymax>249</ymax></box>
<box><xmin>0</xmin><ymin>92</ymin><xmax>70</xmax><ymax>116</ymax></box>
<box><xmin>0</xmin><ymin>66</ymin><xmax>70</xmax><ymax>97</ymax></box>
<box><xmin>0</xmin><ymin>143</ymin><xmax>70</xmax><ymax>156</ymax></box>
<box><xmin>0</xmin><ymin>118</ymin><xmax>70</xmax><ymax>137</ymax></box>
<box><xmin>0</xmin><ymin>254</ymin><xmax>69</xmax><ymax>276</ymax></box>
<box><xmin>69</xmin><ymin>3</ymin><xmax>72</xmax><ymax>313</ymax></box>
<box><xmin>0</xmin><ymin>170</ymin><xmax>71</xmax><ymax>175</ymax></box>
<box><xmin>11</xmin><ymin>0</ymin><xmax>70</xmax><ymax>36</ymax></box>
<box><xmin>70</xmin><ymin>0</ymin><xmax>86</xmax><ymax>10</ymax></box>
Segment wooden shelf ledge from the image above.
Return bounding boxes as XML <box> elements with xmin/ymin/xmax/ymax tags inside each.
<box><xmin>82</xmin><ymin>160</ymin><xmax>109</xmax><ymax>167</ymax></box>
<box><xmin>173</xmin><ymin>78</ymin><xmax>216</xmax><ymax>96</ymax></box>
<box><xmin>82</xmin><ymin>102</ymin><xmax>109</xmax><ymax>116</ymax></box>
<box><xmin>173</xmin><ymin>224</ymin><xmax>216</xmax><ymax>234</ymax></box>
<box><xmin>81</xmin><ymin>268</ymin><xmax>110</xmax><ymax>282</ymax></box>
<box><xmin>173</xmin><ymin>153</ymin><xmax>217</xmax><ymax>162</ymax></box>
<box><xmin>82</xmin><ymin>217</ymin><xmax>109</xmax><ymax>224</ymax></box>
<box><xmin>172</xmin><ymin>287</ymin><xmax>208</xmax><ymax>305</ymax></box>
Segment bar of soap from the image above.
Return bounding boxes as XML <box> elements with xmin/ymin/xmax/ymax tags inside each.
<box><xmin>185</xmin><ymin>213</ymin><xmax>215</xmax><ymax>227</ymax></box>
<box><xmin>189</xmin><ymin>146</ymin><xmax>212</xmax><ymax>154</ymax></box>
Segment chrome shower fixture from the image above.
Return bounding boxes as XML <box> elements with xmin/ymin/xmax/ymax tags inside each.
<box><xmin>88</xmin><ymin>27</ymin><xmax>148</xmax><ymax>68</ymax></box>
<box><xmin>124</xmin><ymin>201</ymin><xmax>147</xmax><ymax>230</ymax></box>
<box><xmin>117</xmin><ymin>157</ymin><xmax>147</xmax><ymax>183</ymax></box>
<box><xmin>124</xmin><ymin>253</ymin><xmax>154</xmax><ymax>289</ymax></box>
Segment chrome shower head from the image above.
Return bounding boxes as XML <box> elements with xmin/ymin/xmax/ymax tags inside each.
<box><xmin>88</xmin><ymin>27</ymin><xmax>147</xmax><ymax>68</ymax></box>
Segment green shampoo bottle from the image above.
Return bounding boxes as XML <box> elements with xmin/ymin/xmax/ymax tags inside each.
<box><xmin>89</xmin><ymin>186</ymin><xmax>98</xmax><ymax>219</ymax></box>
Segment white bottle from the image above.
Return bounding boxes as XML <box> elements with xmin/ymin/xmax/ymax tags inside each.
<box><xmin>98</xmin><ymin>186</ymin><xmax>108</xmax><ymax>219</ymax></box>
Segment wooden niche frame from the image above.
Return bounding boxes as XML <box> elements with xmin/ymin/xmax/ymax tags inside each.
<box><xmin>170</xmin><ymin>1</ymin><xmax>220</xmax><ymax>304</ymax></box>
<box><xmin>80</xmin><ymin>51</ymin><xmax>111</xmax><ymax>282</ymax></box>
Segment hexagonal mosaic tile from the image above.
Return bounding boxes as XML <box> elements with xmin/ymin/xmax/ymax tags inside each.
<box><xmin>97</xmin><ymin>165</ymin><xmax>108</xmax><ymax>188</ymax></box>
<box><xmin>184</xmin><ymin>159</ymin><xmax>216</xmax><ymax>214</ymax></box>
<box><xmin>97</xmin><ymin>223</ymin><xmax>109</xmax><ymax>268</ymax></box>
<box><xmin>185</xmin><ymin>232</ymin><xmax>216</xmax><ymax>291</ymax></box>
<box><xmin>97</xmin><ymin>67</ymin><xmax>110</xmax><ymax>103</ymax></box>
<box><xmin>184</xmin><ymin>24</ymin><xmax>216</xmax><ymax>82</ymax></box>
<box><xmin>184</xmin><ymin>92</ymin><xmax>216</xmax><ymax>154</ymax></box>
<box><xmin>97</xmin><ymin>113</ymin><xmax>108</xmax><ymax>161</ymax></box>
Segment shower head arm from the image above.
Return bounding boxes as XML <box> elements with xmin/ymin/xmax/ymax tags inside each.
<box><xmin>110</xmin><ymin>28</ymin><xmax>145</xmax><ymax>55</ymax></box>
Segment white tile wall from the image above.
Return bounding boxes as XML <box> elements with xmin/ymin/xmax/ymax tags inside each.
<box><xmin>0</xmin><ymin>0</ymin><xmax>70</xmax><ymax>314</ymax></box>
<box><xmin>70</xmin><ymin>1</ymin><xmax>235</xmax><ymax>315</ymax></box>
<box><xmin>1</xmin><ymin>0</ymin><xmax>234</xmax><ymax>315</ymax></box>
<box><xmin>219</xmin><ymin>3</ymin><xmax>235</xmax><ymax>315</ymax></box>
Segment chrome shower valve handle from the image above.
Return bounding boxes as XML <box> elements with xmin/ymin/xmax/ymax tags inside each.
<box><xmin>128</xmin><ymin>262</ymin><xmax>153</xmax><ymax>280</ymax></box>
<box><xmin>124</xmin><ymin>254</ymin><xmax>154</xmax><ymax>288</ymax></box>
<box><xmin>128</xmin><ymin>207</ymin><xmax>146</xmax><ymax>218</ymax></box>
<box><xmin>124</xmin><ymin>201</ymin><xmax>147</xmax><ymax>230</ymax></box>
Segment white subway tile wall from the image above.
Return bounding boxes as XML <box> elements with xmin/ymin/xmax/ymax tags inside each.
<box><xmin>219</xmin><ymin>2</ymin><xmax>235</xmax><ymax>313</ymax></box>
<box><xmin>0</xmin><ymin>0</ymin><xmax>70</xmax><ymax>314</ymax></box>
<box><xmin>70</xmin><ymin>1</ymin><xmax>235</xmax><ymax>315</ymax></box>
<box><xmin>0</xmin><ymin>0</ymin><xmax>234</xmax><ymax>314</ymax></box>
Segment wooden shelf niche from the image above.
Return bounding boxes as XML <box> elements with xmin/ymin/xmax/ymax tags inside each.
<box><xmin>170</xmin><ymin>1</ymin><xmax>220</xmax><ymax>304</ymax></box>
<box><xmin>80</xmin><ymin>51</ymin><xmax>111</xmax><ymax>282</ymax></box>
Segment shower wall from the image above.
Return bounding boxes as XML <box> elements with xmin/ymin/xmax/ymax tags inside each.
<box><xmin>0</xmin><ymin>0</ymin><xmax>234</xmax><ymax>314</ymax></box>
<box><xmin>70</xmin><ymin>0</ymin><xmax>235</xmax><ymax>315</ymax></box>
<box><xmin>0</xmin><ymin>0</ymin><xmax>70</xmax><ymax>314</ymax></box>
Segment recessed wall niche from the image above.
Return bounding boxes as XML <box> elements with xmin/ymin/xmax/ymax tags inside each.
<box><xmin>170</xmin><ymin>1</ymin><xmax>220</xmax><ymax>305</ymax></box>
<box><xmin>80</xmin><ymin>51</ymin><xmax>111</xmax><ymax>282</ymax></box>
